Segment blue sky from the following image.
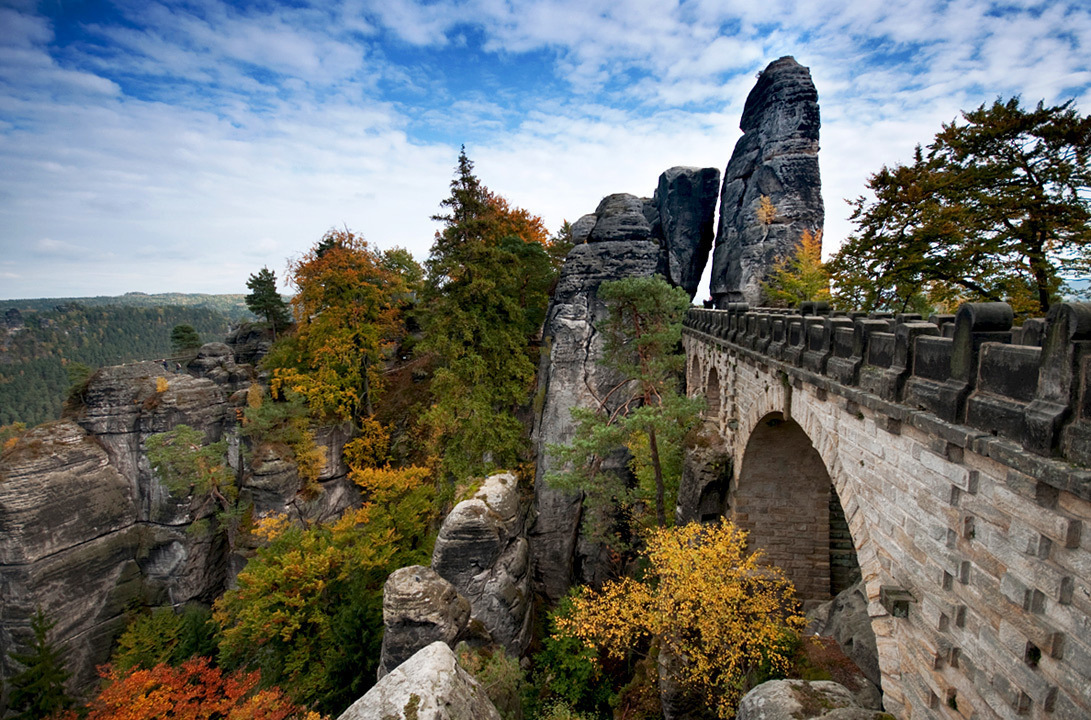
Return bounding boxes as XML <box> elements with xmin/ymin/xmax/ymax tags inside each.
<box><xmin>1</xmin><ymin>0</ymin><xmax>1089</xmax><ymax>300</ymax></box>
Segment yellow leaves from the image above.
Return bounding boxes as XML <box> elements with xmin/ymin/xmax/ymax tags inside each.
<box><xmin>343</xmin><ymin>420</ymin><xmax>390</xmax><ymax>469</ymax></box>
<box><xmin>557</xmin><ymin>520</ymin><xmax>805</xmax><ymax>719</ymax></box>
<box><xmin>155</xmin><ymin>376</ymin><xmax>169</xmax><ymax>393</ymax></box>
<box><xmin>246</xmin><ymin>383</ymin><xmax>263</xmax><ymax>409</ymax></box>
<box><xmin>757</xmin><ymin>195</ymin><xmax>777</xmax><ymax>225</ymax></box>
<box><xmin>253</xmin><ymin>513</ymin><xmax>290</xmax><ymax>542</ymax></box>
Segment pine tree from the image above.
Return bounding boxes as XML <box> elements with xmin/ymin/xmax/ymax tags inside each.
<box><xmin>7</xmin><ymin>608</ymin><xmax>72</xmax><ymax>720</ymax></box>
<box><xmin>245</xmin><ymin>266</ymin><xmax>291</xmax><ymax>339</ymax></box>
<box><xmin>170</xmin><ymin>324</ymin><xmax>201</xmax><ymax>353</ymax></box>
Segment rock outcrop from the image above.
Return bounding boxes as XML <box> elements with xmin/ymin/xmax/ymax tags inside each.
<box><xmin>0</xmin><ymin>343</ymin><xmax>356</xmax><ymax>702</ymax></box>
<box><xmin>807</xmin><ymin>580</ymin><xmax>881</xmax><ymax>691</ymax></box>
<box><xmin>736</xmin><ymin>680</ymin><xmax>887</xmax><ymax>720</ymax></box>
<box><xmin>530</xmin><ymin>167</ymin><xmax>718</xmax><ymax>603</ymax></box>
<box><xmin>378</xmin><ymin>566</ymin><xmax>473</xmax><ymax>678</ymax></box>
<box><xmin>338</xmin><ymin>642</ymin><xmax>501</xmax><ymax>720</ymax></box>
<box><xmin>710</xmin><ymin>56</ymin><xmax>823</xmax><ymax>306</ymax></box>
<box><xmin>432</xmin><ymin>472</ymin><xmax>531</xmax><ymax>655</ymax></box>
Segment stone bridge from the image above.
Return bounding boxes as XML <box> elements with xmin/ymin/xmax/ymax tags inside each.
<box><xmin>682</xmin><ymin>302</ymin><xmax>1091</xmax><ymax>720</ymax></box>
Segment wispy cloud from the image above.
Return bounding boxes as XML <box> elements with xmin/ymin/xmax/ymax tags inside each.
<box><xmin>0</xmin><ymin>0</ymin><xmax>1087</xmax><ymax>298</ymax></box>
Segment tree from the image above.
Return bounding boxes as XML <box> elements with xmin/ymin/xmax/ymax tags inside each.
<box><xmin>246</xmin><ymin>267</ymin><xmax>291</xmax><ymax>339</ymax></box>
<box><xmin>111</xmin><ymin>605</ymin><xmax>217</xmax><ymax>673</ymax></box>
<box><xmin>762</xmin><ymin>229</ymin><xmax>831</xmax><ymax>307</ymax></box>
<box><xmin>73</xmin><ymin>658</ymin><xmax>311</xmax><ymax>720</ymax></box>
<box><xmin>418</xmin><ymin>147</ymin><xmax>558</xmax><ymax>478</ymax></box>
<box><xmin>556</xmin><ymin>521</ymin><xmax>805</xmax><ymax>719</ymax></box>
<box><xmin>266</xmin><ymin>229</ymin><xmax>408</xmax><ymax>426</ymax></box>
<box><xmin>145</xmin><ymin>425</ymin><xmax>241</xmax><ymax>546</ymax></box>
<box><xmin>214</xmin><ymin>454</ymin><xmax>434</xmax><ymax>714</ymax></box>
<box><xmin>547</xmin><ymin>276</ymin><xmax>702</xmax><ymax>542</ymax></box>
<box><xmin>170</xmin><ymin>324</ymin><xmax>201</xmax><ymax>353</ymax></box>
<box><xmin>6</xmin><ymin>608</ymin><xmax>72</xmax><ymax>720</ymax></box>
<box><xmin>830</xmin><ymin>97</ymin><xmax>1091</xmax><ymax>316</ymax></box>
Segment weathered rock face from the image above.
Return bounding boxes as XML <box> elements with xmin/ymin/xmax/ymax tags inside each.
<box><xmin>378</xmin><ymin>566</ymin><xmax>473</xmax><ymax>678</ymax></box>
<box><xmin>807</xmin><ymin>580</ymin><xmax>881</xmax><ymax>691</ymax></box>
<box><xmin>339</xmin><ymin>642</ymin><xmax>501</xmax><ymax>720</ymax></box>
<box><xmin>736</xmin><ymin>680</ymin><xmax>887</xmax><ymax>720</ymax></box>
<box><xmin>710</xmin><ymin>56</ymin><xmax>823</xmax><ymax>306</ymax></box>
<box><xmin>529</xmin><ymin>168</ymin><xmax>718</xmax><ymax>603</ymax></box>
<box><xmin>1</xmin><ymin>343</ymin><xmax>356</xmax><ymax>704</ymax></box>
<box><xmin>432</xmin><ymin>472</ymin><xmax>531</xmax><ymax>655</ymax></box>
<box><xmin>653</xmin><ymin>167</ymin><xmax>721</xmax><ymax>297</ymax></box>
<box><xmin>225</xmin><ymin>322</ymin><xmax>276</xmax><ymax>367</ymax></box>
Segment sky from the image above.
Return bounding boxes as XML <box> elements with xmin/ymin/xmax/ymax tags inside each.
<box><xmin>1</xmin><ymin>0</ymin><xmax>1089</xmax><ymax>300</ymax></box>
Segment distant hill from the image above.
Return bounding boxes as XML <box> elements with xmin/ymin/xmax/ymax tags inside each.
<box><xmin>0</xmin><ymin>301</ymin><xmax>246</xmax><ymax>427</ymax></box>
<box><xmin>0</xmin><ymin>292</ymin><xmax>257</xmax><ymax>321</ymax></box>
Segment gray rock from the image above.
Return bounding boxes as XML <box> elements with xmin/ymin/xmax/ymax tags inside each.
<box><xmin>338</xmin><ymin>641</ymin><xmax>501</xmax><ymax>720</ymax></box>
<box><xmin>588</xmin><ymin>194</ymin><xmax>653</xmax><ymax>243</ymax></box>
<box><xmin>806</xmin><ymin>579</ymin><xmax>881</xmax><ymax>690</ymax></box>
<box><xmin>530</xmin><ymin>237</ymin><xmax>661</xmax><ymax>602</ymax></box>
<box><xmin>432</xmin><ymin>473</ymin><xmax>531</xmax><ymax>655</ymax></box>
<box><xmin>711</xmin><ymin>56</ymin><xmax>823</xmax><ymax>306</ymax></box>
<box><xmin>655</xmin><ymin>167</ymin><xmax>721</xmax><ymax>298</ymax></box>
<box><xmin>225</xmin><ymin>322</ymin><xmax>276</xmax><ymax>367</ymax></box>
<box><xmin>736</xmin><ymin>680</ymin><xmax>887</xmax><ymax>720</ymax></box>
<box><xmin>378</xmin><ymin>566</ymin><xmax>472</xmax><ymax>678</ymax></box>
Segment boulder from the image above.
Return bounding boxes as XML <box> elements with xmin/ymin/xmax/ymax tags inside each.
<box><xmin>710</xmin><ymin>56</ymin><xmax>823</xmax><ymax>306</ymax></box>
<box><xmin>432</xmin><ymin>473</ymin><xmax>531</xmax><ymax>655</ymax></box>
<box><xmin>338</xmin><ymin>642</ymin><xmax>501</xmax><ymax>720</ymax></box>
<box><xmin>736</xmin><ymin>680</ymin><xmax>888</xmax><ymax>720</ymax></box>
<box><xmin>378</xmin><ymin>566</ymin><xmax>472</xmax><ymax>678</ymax></box>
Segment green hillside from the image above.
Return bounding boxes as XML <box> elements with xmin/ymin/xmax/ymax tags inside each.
<box><xmin>0</xmin><ymin>303</ymin><xmax>239</xmax><ymax>427</ymax></box>
<box><xmin>0</xmin><ymin>292</ymin><xmax>257</xmax><ymax>321</ymax></box>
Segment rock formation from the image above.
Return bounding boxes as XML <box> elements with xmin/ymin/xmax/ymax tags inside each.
<box><xmin>432</xmin><ymin>472</ymin><xmax>531</xmax><ymax>655</ymax></box>
<box><xmin>338</xmin><ymin>642</ymin><xmax>501</xmax><ymax>720</ymax></box>
<box><xmin>806</xmin><ymin>580</ymin><xmax>881</xmax><ymax>691</ymax></box>
<box><xmin>0</xmin><ymin>344</ymin><xmax>356</xmax><ymax>700</ymax></box>
<box><xmin>378</xmin><ymin>566</ymin><xmax>473</xmax><ymax>678</ymax></box>
<box><xmin>710</xmin><ymin>56</ymin><xmax>823</xmax><ymax>306</ymax></box>
<box><xmin>530</xmin><ymin>167</ymin><xmax>719</xmax><ymax>602</ymax></box>
<box><xmin>736</xmin><ymin>680</ymin><xmax>887</xmax><ymax>720</ymax></box>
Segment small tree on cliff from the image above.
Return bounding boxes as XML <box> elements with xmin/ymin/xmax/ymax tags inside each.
<box><xmin>547</xmin><ymin>275</ymin><xmax>702</xmax><ymax>543</ymax></box>
<box><xmin>245</xmin><ymin>266</ymin><xmax>291</xmax><ymax>339</ymax></box>
<box><xmin>170</xmin><ymin>324</ymin><xmax>201</xmax><ymax>353</ymax></box>
<box><xmin>762</xmin><ymin>229</ymin><xmax>831</xmax><ymax>307</ymax></box>
<box><xmin>6</xmin><ymin>608</ymin><xmax>73</xmax><ymax>720</ymax></box>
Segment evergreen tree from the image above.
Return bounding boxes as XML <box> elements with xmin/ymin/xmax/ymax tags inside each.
<box><xmin>7</xmin><ymin>608</ymin><xmax>72</xmax><ymax>720</ymax></box>
<box><xmin>244</xmin><ymin>266</ymin><xmax>291</xmax><ymax>339</ymax></box>
<box><xmin>170</xmin><ymin>324</ymin><xmax>201</xmax><ymax>353</ymax></box>
<box><xmin>418</xmin><ymin>147</ymin><xmax>557</xmax><ymax>479</ymax></box>
<box><xmin>547</xmin><ymin>275</ymin><xmax>702</xmax><ymax>542</ymax></box>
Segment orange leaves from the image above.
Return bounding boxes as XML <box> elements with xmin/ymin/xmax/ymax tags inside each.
<box><xmin>82</xmin><ymin>658</ymin><xmax>313</xmax><ymax>720</ymax></box>
<box><xmin>557</xmin><ymin>520</ymin><xmax>805</xmax><ymax>719</ymax></box>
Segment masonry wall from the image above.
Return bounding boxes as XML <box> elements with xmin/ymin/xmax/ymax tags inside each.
<box><xmin>685</xmin><ymin>322</ymin><xmax>1091</xmax><ymax>720</ymax></box>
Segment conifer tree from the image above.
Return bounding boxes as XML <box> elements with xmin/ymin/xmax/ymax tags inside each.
<box><xmin>419</xmin><ymin>147</ymin><xmax>556</xmax><ymax>478</ymax></box>
<box><xmin>170</xmin><ymin>324</ymin><xmax>201</xmax><ymax>353</ymax></box>
<box><xmin>6</xmin><ymin>608</ymin><xmax>72</xmax><ymax>720</ymax></box>
<box><xmin>245</xmin><ymin>266</ymin><xmax>291</xmax><ymax>339</ymax></box>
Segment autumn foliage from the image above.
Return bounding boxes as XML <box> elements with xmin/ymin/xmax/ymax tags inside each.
<box><xmin>67</xmin><ymin>658</ymin><xmax>316</xmax><ymax>720</ymax></box>
<box><xmin>556</xmin><ymin>521</ymin><xmax>805</xmax><ymax>719</ymax></box>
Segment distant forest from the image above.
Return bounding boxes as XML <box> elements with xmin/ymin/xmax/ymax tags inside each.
<box><xmin>0</xmin><ymin>299</ymin><xmax>248</xmax><ymax>427</ymax></box>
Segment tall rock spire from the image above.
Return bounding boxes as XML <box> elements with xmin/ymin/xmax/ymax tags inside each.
<box><xmin>710</xmin><ymin>56</ymin><xmax>823</xmax><ymax>305</ymax></box>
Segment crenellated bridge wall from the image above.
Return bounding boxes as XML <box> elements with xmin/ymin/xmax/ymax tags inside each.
<box><xmin>683</xmin><ymin>301</ymin><xmax>1091</xmax><ymax>720</ymax></box>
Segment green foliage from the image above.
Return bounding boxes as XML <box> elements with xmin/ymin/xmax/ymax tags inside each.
<box><xmin>829</xmin><ymin>97</ymin><xmax>1091</xmax><ymax>316</ymax></box>
<box><xmin>0</xmin><ymin>421</ymin><xmax>27</xmax><ymax>453</ymax></box>
<box><xmin>111</xmin><ymin>605</ymin><xmax>217</xmax><ymax>672</ymax></box>
<box><xmin>419</xmin><ymin>147</ymin><xmax>557</xmax><ymax>479</ymax></box>
<box><xmin>0</xmin><ymin>304</ymin><xmax>231</xmax><ymax>427</ymax></box>
<box><xmin>6</xmin><ymin>608</ymin><xmax>73</xmax><ymax>720</ymax></box>
<box><xmin>245</xmin><ymin>267</ymin><xmax>291</xmax><ymax>339</ymax></box>
<box><xmin>0</xmin><ymin>293</ymin><xmax>253</xmax><ymax>320</ymax></box>
<box><xmin>214</xmin><ymin>464</ymin><xmax>434</xmax><ymax>715</ymax></box>
<box><xmin>547</xmin><ymin>275</ymin><xmax>702</xmax><ymax>544</ymax></box>
<box><xmin>457</xmin><ymin>644</ymin><xmax>531</xmax><ymax>720</ymax></box>
<box><xmin>145</xmin><ymin>425</ymin><xmax>241</xmax><ymax>545</ymax></box>
<box><xmin>170</xmin><ymin>324</ymin><xmax>202</xmax><ymax>353</ymax></box>
<box><xmin>531</xmin><ymin>594</ymin><xmax>615</xmax><ymax>716</ymax></box>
